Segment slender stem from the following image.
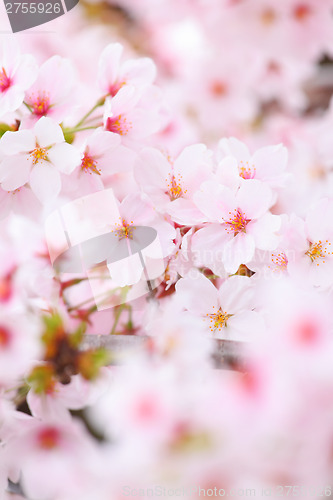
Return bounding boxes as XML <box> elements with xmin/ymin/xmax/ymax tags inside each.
<box><xmin>110</xmin><ymin>304</ymin><xmax>126</xmax><ymax>335</ymax></box>
<box><xmin>64</xmin><ymin>125</ymin><xmax>102</xmax><ymax>135</ymax></box>
<box><xmin>23</xmin><ymin>101</ymin><xmax>33</xmax><ymax>113</ymax></box>
<box><xmin>74</xmin><ymin>98</ymin><xmax>105</xmax><ymax>128</ymax></box>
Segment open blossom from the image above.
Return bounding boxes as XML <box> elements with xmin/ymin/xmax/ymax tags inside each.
<box><xmin>175</xmin><ymin>272</ymin><xmax>265</xmax><ymax>341</ymax></box>
<box><xmin>134</xmin><ymin>144</ymin><xmax>213</xmax><ymax>224</ymax></box>
<box><xmin>0</xmin><ymin>117</ymin><xmax>80</xmax><ymax>203</ymax></box>
<box><xmin>192</xmin><ymin>179</ymin><xmax>281</xmax><ymax>274</ymax></box>
<box><xmin>103</xmin><ymin>85</ymin><xmax>165</xmax><ymax>145</ymax></box>
<box><xmin>0</xmin><ymin>38</ymin><xmax>37</xmax><ymax>118</ymax></box>
<box><xmin>218</xmin><ymin>137</ymin><xmax>289</xmax><ymax>189</ymax></box>
<box><xmin>287</xmin><ymin>198</ymin><xmax>333</xmax><ymax>288</ymax></box>
<box><xmin>23</xmin><ymin>56</ymin><xmax>77</xmax><ymax>125</ymax></box>
<box><xmin>98</xmin><ymin>43</ymin><xmax>156</xmax><ymax>97</ymax></box>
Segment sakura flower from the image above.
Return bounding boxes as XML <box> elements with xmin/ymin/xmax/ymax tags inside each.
<box><xmin>0</xmin><ymin>38</ymin><xmax>37</xmax><ymax>118</ymax></box>
<box><xmin>0</xmin><ymin>117</ymin><xmax>81</xmax><ymax>203</ymax></box>
<box><xmin>23</xmin><ymin>56</ymin><xmax>77</xmax><ymax>125</ymax></box>
<box><xmin>175</xmin><ymin>272</ymin><xmax>264</xmax><ymax>341</ymax></box>
<box><xmin>98</xmin><ymin>43</ymin><xmax>156</xmax><ymax>97</ymax></box>
<box><xmin>134</xmin><ymin>144</ymin><xmax>213</xmax><ymax>224</ymax></box>
<box><xmin>287</xmin><ymin>198</ymin><xmax>333</xmax><ymax>288</ymax></box>
<box><xmin>105</xmin><ymin>192</ymin><xmax>176</xmax><ymax>287</ymax></box>
<box><xmin>8</xmin><ymin>418</ymin><xmax>99</xmax><ymax>500</ymax></box>
<box><xmin>218</xmin><ymin>137</ymin><xmax>289</xmax><ymax>189</ymax></box>
<box><xmin>103</xmin><ymin>85</ymin><xmax>165</xmax><ymax>145</ymax></box>
<box><xmin>192</xmin><ymin>179</ymin><xmax>281</xmax><ymax>274</ymax></box>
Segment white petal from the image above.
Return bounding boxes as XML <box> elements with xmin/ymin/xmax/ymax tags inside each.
<box><xmin>222</xmin><ymin>233</ymin><xmax>255</xmax><ymax>274</ymax></box>
<box><xmin>48</xmin><ymin>143</ymin><xmax>81</xmax><ymax>174</ymax></box>
<box><xmin>29</xmin><ymin>163</ymin><xmax>61</xmax><ymax>204</ymax></box>
<box><xmin>0</xmin><ymin>156</ymin><xmax>31</xmax><ymax>190</ymax></box>
<box><xmin>0</xmin><ymin>130</ymin><xmax>35</xmax><ymax>155</ymax></box>
<box><xmin>175</xmin><ymin>272</ymin><xmax>219</xmax><ymax>315</ymax></box>
<box><xmin>34</xmin><ymin>117</ymin><xmax>64</xmax><ymax>147</ymax></box>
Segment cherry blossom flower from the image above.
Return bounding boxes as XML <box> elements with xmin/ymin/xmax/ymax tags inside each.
<box><xmin>98</xmin><ymin>43</ymin><xmax>156</xmax><ymax>98</ymax></box>
<box><xmin>103</xmin><ymin>85</ymin><xmax>165</xmax><ymax>146</ymax></box>
<box><xmin>175</xmin><ymin>272</ymin><xmax>264</xmax><ymax>341</ymax></box>
<box><xmin>287</xmin><ymin>198</ymin><xmax>333</xmax><ymax>288</ymax></box>
<box><xmin>218</xmin><ymin>137</ymin><xmax>289</xmax><ymax>189</ymax></box>
<box><xmin>0</xmin><ymin>117</ymin><xmax>81</xmax><ymax>203</ymax></box>
<box><xmin>134</xmin><ymin>144</ymin><xmax>213</xmax><ymax>224</ymax></box>
<box><xmin>23</xmin><ymin>56</ymin><xmax>77</xmax><ymax>125</ymax></box>
<box><xmin>0</xmin><ymin>38</ymin><xmax>37</xmax><ymax>118</ymax></box>
<box><xmin>192</xmin><ymin>179</ymin><xmax>281</xmax><ymax>274</ymax></box>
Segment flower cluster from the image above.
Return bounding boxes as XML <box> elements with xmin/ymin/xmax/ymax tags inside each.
<box><xmin>0</xmin><ymin>2</ymin><xmax>333</xmax><ymax>497</ymax></box>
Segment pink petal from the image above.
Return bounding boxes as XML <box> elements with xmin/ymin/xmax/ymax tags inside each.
<box><xmin>48</xmin><ymin>143</ymin><xmax>81</xmax><ymax>174</ymax></box>
<box><xmin>247</xmin><ymin>213</ymin><xmax>281</xmax><ymax>251</ymax></box>
<box><xmin>237</xmin><ymin>179</ymin><xmax>273</xmax><ymax>219</ymax></box>
<box><xmin>218</xmin><ymin>275</ymin><xmax>254</xmax><ymax>314</ymax></box>
<box><xmin>121</xmin><ymin>58</ymin><xmax>156</xmax><ymax>87</ymax></box>
<box><xmin>252</xmin><ymin>144</ymin><xmax>288</xmax><ymax>180</ymax></box>
<box><xmin>175</xmin><ymin>272</ymin><xmax>219</xmax><ymax>315</ymax></box>
<box><xmin>222</xmin><ymin>233</ymin><xmax>255</xmax><ymax>274</ymax></box>
<box><xmin>219</xmin><ymin>137</ymin><xmax>250</xmax><ymax>163</ymax></box>
<box><xmin>98</xmin><ymin>43</ymin><xmax>123</xmax><ymax>92</ymax></box>
<box><xmin>87</xmin><ymin>130</ymin><xmax>120</xmax><ymax>156</ymax></box>
<box><xmin>134</xmin><ymin>147</ymin><xmax>170</xmax><ymax>192</ymax></box>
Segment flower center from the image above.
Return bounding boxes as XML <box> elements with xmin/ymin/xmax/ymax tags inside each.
<box><xmin>81</xmin><ymin>152</ymin><xmax>101</xmax><ymax>175</ymax></box>
<box><xmin>112</xmin><ymin>218</ymin><xmax>134</xmax><ymax>240</ymax></box>
<box><xmin>37</xmin><ymin>426</ymin><xmax>61</xmax><ymax>450</ymax></box>
<box><xmin>0</xmin><ymin>67</ymin><xmax>11</xmax><ymax>93</ymax></box>
<box><xmin>30</xmin><ymin>92</ymin><xmax>51</xmax><ymax>117</ymax></box>
<box><xmin>29</xmin><ymin>146</ymin><xmax>48</xmax><ymax>165</ymax></box>
<box><xmin>224</xmin><ymin>208</ymin><xmax>251</xmax><ymax>235</ymax></box>
<box><xmin>261</xmin><ymin>8</ymin><xmax>277</xmax><ymax>25</ymax></box>
<box><xmin>293</xmin><ymin>3</ymin><xmax>311</xmax><ymax>21</ymax></box>
<box><xmin>205</xmin><ymin>306</ymin><xmax>231</xmax><ymax>332</ymax></box>
<box><xmin>108</xmin><ymin>81</ymin><xmax>125</xmax><ymax>97</ymax></box>
<box><xmin>210</xmin><ymin>80</ymin><xmax>228</xmax><ymax>98</ymax></box>
<box><xmin>238</xmin><ymin>161</ymin><xmax>256</xmax><ymax>179</ymax></box>
<box><xmin>269</xmin><ymin>251</ymin><xmax>288</xmax><ymax>271</ymax></box>
<box><xmin>105</xmin><ymin>114</ymin><xmax>131</xmax><ymax>135</ymax></box>
<box><xmin>166</xmin><ymin>173</ymin><xmax>186</xmax><ymax>201</ymax></box>
<box><xmin>305</xmin><ymin>240</ymin><xmax>332</xmax><ymax>265</ymax></box>
<box><xmin>0</xmin><ymin>326</ymin><xmax>11</xmax><ymax>348</ymax></box>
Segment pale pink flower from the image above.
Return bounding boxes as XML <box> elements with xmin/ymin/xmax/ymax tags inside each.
<box><xmin>98</xmin><ymin>43</ymin><xmax>156</xmax><ymax>97</ymax></box>
<box><xmin>0</xmin><ymin>117</ymin><xmax>81</xmax><ymax>203</ymax></box>
<box><xmin>134</xmin><ymin>144</ymin><xmax>213</xmax><ymax>224</ymax></box>
<box><xmin>0</xmin><ymin>38</ymin><xmax>37</xmax><ymax>118</ymax></box>
<box><xmin>218</xmin><ymin>137</ymin><xmax>289</xmax><ymax>189</ymax></box>
<box><xmin>287</xmin><ymin>198</ymin><xmax>333</xmax><ymax>288</ymax></box>
<box><xmin>103</xmin><ymin>85</ymin><xmax>165</xmax><ymax>145</ymax></box>
<box><xmin>8</xmin><ymin>418</ymin><xmax>99</xmax><ymax>500</ymax></box>
<box><xmin>175</xmin><ymin>272</ymin><xmax>264</xmax><ymax>341</ymax></box>
<box><xmin>192</xmin><ymin>179</ymin><xmax>281</xmax><ymax>274</ymax></box>
<box><xmin>24</xmin><ymin>56</ymin><xmax>77</xmax><ymax>125</ymax></box>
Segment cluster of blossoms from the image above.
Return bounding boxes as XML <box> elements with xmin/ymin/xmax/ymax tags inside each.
<box><xmin>0</xmin><ymin>0</ymin><xmax>333</xmax><ymax>497</ymax></box>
